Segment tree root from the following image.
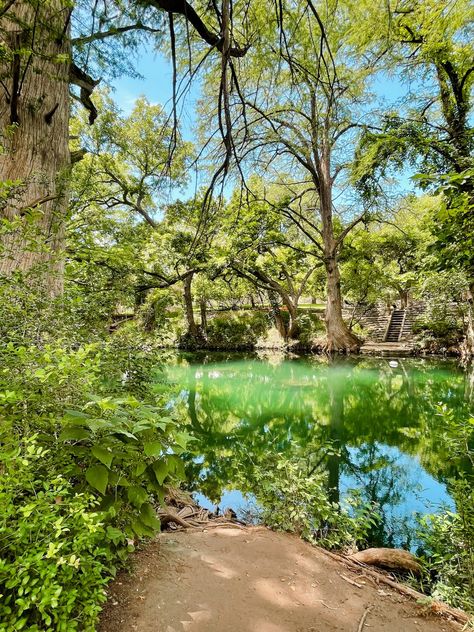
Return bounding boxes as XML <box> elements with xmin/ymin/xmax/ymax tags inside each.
<box><xmin>158</xmin><ymin>490</ymin><xmax>245</xmax><ymax>532</ymax></box>
<box><xmin>316</xmin><ymin>546</ymin><xmax>471</xmax><ymax>626</ymax></box>
<box><xmin>357</xmin><ymin>605</ymin><xmax>373</xmax><ymax>632</ymax></box>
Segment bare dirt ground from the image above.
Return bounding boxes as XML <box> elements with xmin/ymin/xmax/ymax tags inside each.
<box><xmin>99</xmin><ymin>526</ymin><xmax>463</xmax><ymax>632</ymax></box>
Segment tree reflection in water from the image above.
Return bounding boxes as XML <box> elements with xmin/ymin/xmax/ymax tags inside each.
<box><xmin>166</xmin><ymin>353</ymin><xmax>472</xmax><ymax>547</ymax></box>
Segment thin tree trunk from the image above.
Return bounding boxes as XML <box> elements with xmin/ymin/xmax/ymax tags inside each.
<box><xmin>200</xmin><ymin>297</ymin><xmax>208</xmax><ymax>335</ymax></box>
<box><xmin>183</xmin><ymin>272</ymin><xmax>199</xmax><ymax>337</ymax></box>
<box><xmin>0</xmin><ymin>1</ymin><xmax>71</xmax><ymax>295</ymax></box>
<box><xmin>462</xmin><ymin>282</ymin><xmax>474</xmax><ymax>358</ymax></box>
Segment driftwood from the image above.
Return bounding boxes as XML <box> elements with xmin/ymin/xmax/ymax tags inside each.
<box><xmin>158</xmin><ymin>488</ymin><xmax>245</xmax><ymax>531</ymax></box>
<box><xmin>350</xmin><ymin>548</ymin><xmax>422</xmax><ymax>576</ymax></box>
<box><xmin>316</xmin><ymin>546</ymin><xmax>471</xmax><ymax>626</ymax></box>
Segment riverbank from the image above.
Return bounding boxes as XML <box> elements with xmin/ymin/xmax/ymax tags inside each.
<box><xmin>99</xmin><ymin>526</ymin><xmax>465</xmax><ymax>632</ymax></box>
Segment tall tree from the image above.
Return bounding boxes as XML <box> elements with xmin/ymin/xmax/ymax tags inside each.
<box><xmin>197</xmin><ymin>0</ymin><xmax>379</xmax><ymax>350</ymax></box>
<box><xmin>0</xmin><ymin>0</ymin><xmax>248</xmax><ymax>293</ymax></box>
<box><xmin>353</xmin><ymin>0</ymin><xmax>474</xmax><ymax>354</ymax></box>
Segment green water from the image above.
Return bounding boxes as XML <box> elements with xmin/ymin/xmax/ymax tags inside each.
<box><xmin>166</xmin><ymin>353</ymin><xmax>473</xmax><ymax>547</ymax></box>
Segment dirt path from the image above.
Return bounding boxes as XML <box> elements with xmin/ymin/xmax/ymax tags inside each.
<box><xmin>99</xmin><ymin>527</ymin><xmax>462</xmax><ymax>632</ymax></box>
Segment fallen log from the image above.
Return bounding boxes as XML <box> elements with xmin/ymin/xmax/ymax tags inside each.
<box><xmin>316</xmin><ymin>546</ymin><xmax>471</xmax><ymax>626</ymax></box>
<box><xmin>350</xmin><ymin>548</ymin><xmax>422</xmax><ymax>576</ymax></box>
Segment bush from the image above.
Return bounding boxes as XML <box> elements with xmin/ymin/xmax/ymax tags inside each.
<box><xmin>293</xmin><ymin>311</ymin><xmax>325</xmax><ymax>345</ymax></box>
<box><xmin>0</xmin><ymin>342</ymin><xmax>187</xmax><ymax>630</ymax></box>
<box><xmin>235</xmin><ymin>455</ymin><xmax>379</xmax><ymax>550</ymax></box>
<box><xmin>413</xmin><ymin>316</ymin><xmax>463</xmax><ymax>344</ymax></box>
<box><xmin>0</xmin><ymin>438</ymin><xmax>116</xmax><ymax>631</ymax></box>
<box><xmin>206</xmin><ymin>310</ymin><xmax>269</xmax><ymax>349</ymax></box>
<box><xmin>417</xmin><ymin>479</ymin><xmax>474</xmax><ymax>612</ymax></box>
<box><xmin>416</xmin><ymin>407</ymin><xmax>474</xmax><ymax>612</ymax></box>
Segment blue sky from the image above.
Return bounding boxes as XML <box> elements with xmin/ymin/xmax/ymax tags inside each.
<box><xmin>111</xmin><ymin>47</ymin><xmax>199</xmax><ymax>144</ymax></box>
<box><xmin>110</xmin><ymin>42</ymin><xmax>417</xmax><ymax>201</ymax></box>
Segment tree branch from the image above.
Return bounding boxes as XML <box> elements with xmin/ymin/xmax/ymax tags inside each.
<box><xmin>145</xmin><ymin>0</ymin><xmax>249</xmax><ymax>57</ymax></box>
<box><xmin>72</xmin><ymin>23</ymin><xmax>161</xmax><ymax>46</ymax></box>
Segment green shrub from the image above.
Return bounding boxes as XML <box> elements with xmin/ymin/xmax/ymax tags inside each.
<box><xmin>206</xmin><ymin>310</ymin><xmax>269</xmax><ymax>349</ymax></box>
<box><xmin>0</xmin><ymin>342</ymin><xmax>187</xmax><ymax>630</ymax></box>
<box><xmin>235</xmin><ymin>455</ymin><xmax>379</xmax><ymax>550</ymax></box>
<box><xmin>416</xmin><ymin>407</ymin><xmax>474</xmax><ymax>612</ymax></box>
<box><xmin>413</xmin><ymin>316</ymin><xmax>462</xmax><ymax>342</ymax></box>
<box><xmin>417</xmin><ymin>478</ymin><xmax>474</xmax><ymax>612</ymax></box>
<box><xmin>0</xmin><ymin>438</ymin><xmax>118</xmax><ymax>631</ymax></box>
<box><xmin>294</xmin><ymin>311</ymin><xmax>325</xmax><ymax>345</ymax></box>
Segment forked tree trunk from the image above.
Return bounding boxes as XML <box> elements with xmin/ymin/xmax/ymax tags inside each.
<box><xmin>281</xmin><ymin>293</ymin><xmax>299</xmax><ymax>339</ymax></box>
<box><xmin>0</xmin><ymin>1</ymin><xmax>71</xmax><ymax>295</ymax></box>
<box><xmin>268</xmin><ymin>290</ymin><xmax>287</xmax><ymax>339</ymax></box>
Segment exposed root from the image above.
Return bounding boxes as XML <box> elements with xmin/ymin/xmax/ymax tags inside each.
<box><xmin>158</xmin><ymin>488</ymin><xmax>245</xmax><ymax>531</ymax></box>
<box><xmin>357</xmin><ymin>605</ymin><xmax>373</xmax><ymax>632</ymax></box>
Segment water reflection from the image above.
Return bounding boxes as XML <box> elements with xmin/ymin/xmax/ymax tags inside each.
<box><xmin>167</xmin><ymin>354</ymin><xmax>472</xmax><ymax>547</ymax></box>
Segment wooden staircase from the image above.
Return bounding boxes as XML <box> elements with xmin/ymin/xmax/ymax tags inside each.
<box><xmin>385</xmin><ymin>309</ymin><xmax>406</xmax><ymax>342</ymax></box>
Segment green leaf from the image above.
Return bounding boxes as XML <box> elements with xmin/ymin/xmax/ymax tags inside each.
<box><xmin>127</xmin><ymin>485</ymin><xmax>148</xmax><ymax>508</ymax></box>
<box><xmin>131</xmin><ymin>518</ymin><xmax>153</xmax><ymax>538</ymax></box>
<box><xmin>106</xmin><ymin>526</ymin><xmax>125</xmax><ymax>544</ymax></box>
<box><xmin>135</xmin><ymin>462</ymin><xmax>147</xmax><ymax>476</ymax></box>
<box><xmin>64</xmin><ymin>409</ymin><xmax>90</xmax><ymax>420</ymax></box>
<box><xmin>144</xmin><ymin>440</ymin><xmax>162</xmax><ymax>458</ymax></box>
<box><xmin>167</xmin><ymin>454</ymin><xmax>185</xmax><ymax>479</ymax></box>
<box><xmin>174</xmin><ymin>432</ymin><xmax>192</xmax><ymax>449</ymax></box>
<box><xmin>113</xmin><ymin>429</ymin><xmax>137</xmax><ymax>440</ymax></box>
<box><xmin>85</xmin><ymin>464</ymin><xmax>109</xmax><ymax>495</ymax></box>
<box><xmin>152</xmin><ymin>459</ymin><xmax>169</xmax><ymax>485</ymax></box>
<box><xmin>59</xmin><ymin>426</ymin><xmax>90</xmax><ymax>441</ymax></box>
<box><xmin>140</xmin><ymin>502</ymin><xmax>161</xmax><ymax>530</ymax></box>
<box><xmin>91</xmin><ymin>445</ymin><xmax>114</xmax><ymax>468</ymax></box>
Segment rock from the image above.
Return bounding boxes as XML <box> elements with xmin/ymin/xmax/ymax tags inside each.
<box><xmin>350</xmin><ymin>548</ymin><xmax>422</xmax><ymax>575</ymax></box>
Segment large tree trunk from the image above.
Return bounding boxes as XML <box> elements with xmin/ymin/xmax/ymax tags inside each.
<box><xmin>318</xmin><ymin>147</ymin><xmax>361</xmax><ymax>352</ymax></box>
<box><xmin>324</xmin><ymin>253</ymin><xmax>361</xmax><ymax>352</ymax></box>
<box><xmin>0</xmin><ymin>1</ymin><xmax>71</xmax><ymax>295</ymax></box>
<box><xmin>399</xmin><ymin>288</ymin><xmax>409</xmax><ymax>309</ymax></box>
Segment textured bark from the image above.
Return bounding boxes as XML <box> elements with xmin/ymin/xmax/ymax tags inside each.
<box><xmin>398</xmin><ymin>289</ymin><xmax>409</xmax><ymax>309</ymax></box>
<box><xmin>462</xmin><ymin>282</ymin><xmax>474</xmax><ymax>358</ymax></box>
<box><xmin>0</xmin><ymin>1</ymin><xmax>71</xmax><ymax>295</ymax></box>
<box><xmin>324</xmin><ymin>254</ymin><xmax>361</xmax><ymax>352</ymax></box>
<box><xmin>318</xmin><ymin>145</ymin><xmax>361</xmax><ymax>353</ymax></box>
<box><xmin>281</xmin><ymin>291</ymin><xmax>299</xmax><ymax>339</ymax></box>
<box><xmin>350</xmin><ymin>548</ymin><xmax>422</xmax><ymax>576</ymax></box>
<box><xmin>183</xmin><ymin>272</ymin><xmax>199</xmax><ymax>337</ymax></box>
<box><xmin>268</xmin><ymin>290</ymin><xmax>287</xmax><ymax>339</ymax></box>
